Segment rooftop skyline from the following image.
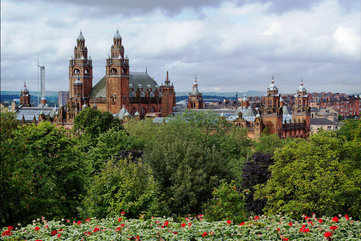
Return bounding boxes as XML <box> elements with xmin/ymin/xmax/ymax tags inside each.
<box><xmin>1</xmin><ymin>0</ymin><xmax>360</xmax><ymax>93</ymax></box>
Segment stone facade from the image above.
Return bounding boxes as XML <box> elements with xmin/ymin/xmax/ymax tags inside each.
<box><xmin>66</xmin><ymin>31</ymin><xmax>176</xmax><ymax>121</ymax></box>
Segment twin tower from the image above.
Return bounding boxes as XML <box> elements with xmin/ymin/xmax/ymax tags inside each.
<box><xmin>67</xmin><ymin>31</ymin><xmax>175</xmax><ymax>118</ymax></box>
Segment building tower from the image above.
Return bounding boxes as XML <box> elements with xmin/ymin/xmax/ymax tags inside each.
<box><xmin>262</xmin><ymin>76</ymin><xmax>282</xmax><ymax>135</ymax></box>
<box><xmin>106</xmin><ymin>30</ymin><xmax>129</xmax><ymax>113</ymax></box>
<box><xmin>20</xmin><ymin>82</ymin><xmax>31</xmax><ymax>107</ymax></box>
<box><xmin>160</xmin><ymin>71</ymin><xmax>176</xmax><ymax>116</ymax></box>
<box><xmin>293</xmin><ymin>80</ymin><xmax>310</xmax><ymax>125</ymax></box>
<box><xmin>69</xmin><ymin>31</ymin><xmax>93</xmax><ymax>106</ymax></box>
<box><xmin>187</xmin><ymin>77</ymin><xmax>204</xmax><ymax>109</ymax></box>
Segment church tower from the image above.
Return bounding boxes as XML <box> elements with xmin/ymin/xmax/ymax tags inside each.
<box><xmin>187</xmin><ymin>77</ymin><xmax>204</xmax><ymax>109</ymax></box>
<box><xmin>69</xmin><ymin>31</ymin><xmax>93</xmax><ymax>106</ymax></box>
<box><xmin>292</xmin><ymin>80</ymin><xmax>310</xmax><ymax>125</ymax></box>
<box><xmin>262</xmin><ymin>77</ymin><xmax>282</xmax><ymax>135</ymax></box>
<box><xmin>20</xmin><ymin>82</ymin><xmax>31</xmax><ymax>107</ymax></box>
<box><xmin>160</xmin><ymin>71</ymin><xmax>176</xmax><ymax>116</ymax></box>
<box><xmin>106</xmin><ymin>30</ymin><xmax>130</xmax><ymax>114</ymax></box>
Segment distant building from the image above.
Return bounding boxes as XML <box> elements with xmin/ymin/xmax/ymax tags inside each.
<box><xmin>58</xmin><ymin>91</ymin><xmax>69</xmax><ymax>107</ymax></box>
<box><xmin>20</xmin><ymin>82</ymin><xmax>31</xmax><ymax>107</ymax></box>
<box><xmin>187</xmin><ymin>78</ymin><xmax>204</xmax><ymax>109</ymax></box>
<box><xmin>64</xmin><ymin>30</ymin><xmax>176</xmax><ymax>123</ymax></box>
<box><xmin>310</xmin><ymin>118</ymin><xmax>338</xmax><ymax>133</ymax></box>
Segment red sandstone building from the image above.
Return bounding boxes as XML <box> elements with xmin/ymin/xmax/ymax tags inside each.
<box><xmin>187</xmin><ymin>78</ymin><xmax>204</xmax><ymax>109</ymax></box>
<box><xmin>65</xmin><ymin>31</ymin><xmax>176</xmax><ymax>121</ymax></box>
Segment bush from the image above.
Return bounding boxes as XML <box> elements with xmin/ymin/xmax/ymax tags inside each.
<box><xmin>0</xmin><ymin>122</ymin><xmax>87</xmax><ymax>226</ymax></box>
<box><xmin>204</xmin><ymin>181</ymin><xmax>246</xmax><ymax>223</ymax></box>
<box><xmin>82</xmin><ymin>159</ymin><xmax>162</xmax><ymax>219</ymax></box>
<box><xmin>242</xmin><ymin>152</ymin><xmax>273</xmax><ymax>214</ymax></box>
<box><xmin>255</xmin><ymin>131</ymin><xmax>361</xmax><ymax>219</ymax></box>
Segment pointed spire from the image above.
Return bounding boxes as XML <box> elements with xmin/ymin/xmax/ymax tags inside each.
<box><xmin>114</xmin><ymin>30</ymin><xmax>121</xmax><ymax>39</ymax></box>
<box><xmin>77</xmin><ymin>31</ymin><xmax>85</xmax><ymax>41</ymax></box>
<box><xmin>165</xmin><ymin>71</ymin><xmax>170</xmax><ymax>85</ymax></box>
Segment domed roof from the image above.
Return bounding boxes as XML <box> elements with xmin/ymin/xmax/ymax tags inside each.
<box><xmin>77</xmin><ymin>31</ymin><xmax>85</xmax><ymax>41</ymax></box>
<box><xmin>117</xmin><ymin>106</ymin><xmax>130</xmax><ymax>119</ymax></box>
<box><xmin>268</xmin><ymin>76</ymin><xmax>278</xmax><ymax>91</ymax></box>
<box><xmin>114</xmin><ymin>30</ymin><xmax>121</xmax><ymax>39</ymax></box>
<box><xmin>298</xmin><ymin>80</ymin><xmax>307</xmax><ymax>92</ymax></box>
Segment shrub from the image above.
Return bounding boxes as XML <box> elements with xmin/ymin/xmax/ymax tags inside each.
<box><xmin>255</xmin><ymin>132</ymin><xmax>361</xmax><ymax>219</ymax></box>
<box><xmin>204</xmin><ymin>181</ymin><xmax>247</xmax><ymax>223</ymax></box>
<box><xmin>82</xmin><ymin>159</ymin><xmax>162</xmax><ymax>219</ymax></box>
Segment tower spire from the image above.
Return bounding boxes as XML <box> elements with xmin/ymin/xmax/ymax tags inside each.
<box><xmin>165</xmin><ymin>71</ymin><xmax>170</xmax><ymax>85</ymax></box>
<box><xmin>77</xmin><ymin>30</ymin><xmax>85</xmax><ymax>41</ymax></box>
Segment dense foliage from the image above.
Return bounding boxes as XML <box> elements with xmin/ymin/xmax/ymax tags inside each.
<box><xmin>1</xmin><ymin>109</ymin><xmax>360</xmax><ymax>230</ymax></box>
<box><xmin>2</xmin><ymin>214</ymin><xmax>359</xmax><ymax>240</ymax></box>
<box><xmin>0</xmin><ymin>121</ymin><xmax>87</xmax><ymax>226</ymax></box>
<box><xmin>255</xmin><ymin>131</ymin><xmax>361</xmax><ymax>219</ymax></box>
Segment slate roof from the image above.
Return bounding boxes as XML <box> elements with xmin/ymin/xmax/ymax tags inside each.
<box><xmin>16</xmin><ymin>107</ymin><xmax>57</xmax><ymax>122</ymax></box>
<box><xmin>310</xmin><ymin>118</ymin><xmax>336</xmax><ymax>125</ymax></box>
<box><xmin>90</xmin><ymin>72</ymin><xmax>159</xmax><ymax>99</ymax></box>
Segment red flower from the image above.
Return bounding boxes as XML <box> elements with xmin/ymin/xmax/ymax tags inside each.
<box><xmin>345</xmin><ymin>214</ymin><xmax>350</xmax><ymax>221</ymax></box>
<box><xmin>7</xmin><ymin>226</ymin><xmax>14</xmax><ymax>231</ymax></box>
<box><xmin>35</xmin><ymin>226</ymin><xmax>40</xmax><ymax>231</ymax></box>
<box><xmin>202</xmin><ymin>232</ymin><xmax>208</xmax><ymax>237</ymax></box>
<box><xmin>282</xmin><ymin>238</ymin><xmax>289</xmax><ymax>241</ymax></box>
<box><xmin>66</xmin><ymin>219</ymin><xmax>70</xmax><ymax>223</ymax></box>
<box><xmin>115</xmin><ymin>227</ymin><xmax>121</xmax><ymax>232</ymax></box>
<box><xmin>164</xmin><ymin>220</ymin><xmax>169</xmax><ymax>227</ymax></box>
<box><xmin>136</xmin><ymin>235</ymin><xmax>140</xmax><ymax>240</ymax></box>
<box><xmin>57</xmin><ymin>233</ymin><xmax>61</xmax><ymax>238</ymax></box>
<box><xmin>304</xmin><ymin>216</ymin><xmax>309</xmax><ymax>220</ymax></box>
<box><xmin>239</xmin><ymin>222</ymin><xmax>245</xmax><ymax>226</ymax></box>
<box><xmin>318</xmin><ymin>219</ymin><xmax>323</xmax><ymax>224</ymax></box>
<box><xmin>330</xmin><ymin>226</ymin><xmax>338</xmax><ymax>231</ymax></box>
<box><xmin>1</xmin><ymin>230</ymin><xmax>12</xmax><ymax>236</ymax></box>
<box><xmin>181</xmin><ymin>223</ymin><xmax>186</xmax><ymax>228</ymax></box>
<box><xmin>77</xmin><ymin>220</ymin><xmax>82</xmax><ymax>225</ymax></box>
<box><xmin>121</xmin><ymin>211</ymin><xmax>126</xmax><ymax>216</ymax></box>
<box><xmin>118</xmin><ymin>218</ymin><xmax>122</xmax><ymax>222</ymax></box>
<box><xmin>332</xmin><ymin>216</ymin><xmax>339</xmax><ymax>223</ymax></box>
<box><xmin>188</xmin><ymin>222</ymin><xmax>192</xmax><ymax>227</ymax></box>
<box><xmin>304</xmin><ymin>228</ymin><xmax>310</xmax><ymax>233</ymax></box>
<box><xmin>85</xmin><ymin>218</ymin><xmax>91</xmax><ymax>222</ymax></box>
<box><xmin>121</xmin><ymin>223</ymin><xmax>125</xmax><ymax>228</ymax></box>
<box><xmin>324</xmin><ymin>231</ymin><xmax>332</xmax><ymax>238</ymax></box>
<box><xmin>276</xmin><ymin>228</ymin><xmax>280</xmax><ymax>232</ymax></box>
<box><xmin>288</xmin><ymin>222</ymin><xmax>293</xmax><ymax>226</ymax></box>
<box><xmin>227</xmin><ymin>220</ymin><xmax>232</xmax><ymax>225</ymax></box>
<box><xmin>93</xmin><ymin>227</ymin><xmax>100</xmax><ymax>233</ymax></box>
<box><xmin>51</xmin><ymin>230</ymin><xmax>58</xmax><ymax>236</ymax></box>
<box><xmin>173</xmin><ymin>231</ymin><xmax>178</xmax><ymax>234</ymax></box>
<box><xmin>254</xmin><ymin>216</ymin><xmax>260</xmax><ymax>221</ymax></box>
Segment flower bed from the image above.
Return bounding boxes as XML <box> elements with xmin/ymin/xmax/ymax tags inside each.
<box><xmin>1</xmin><ymin>214</ymin><xmax>360</xmax><ymax>240</ymax></box>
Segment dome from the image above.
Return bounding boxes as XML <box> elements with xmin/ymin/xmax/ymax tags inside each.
<box><xmin>268</xmin><ymin>77</ymin><xmax>278</xmax><ymax>91</ymax></box>
<box><xmin>117</xmin><ymin>106</ymin><xmax>130</xmax><ymax>119</ymax></box>
<box><xmin>77</xmin><ymin>31</ymin><xmax>85</xmax><ymax>41</ymax></box>
<box><xmin>298</xmin><ymin>81</ymin><xmax>307</xmax><ymax>92</ymax></box>
<box><xmin>114</xmin><ymin>30</ymin><xmax>121</xmax><ymax>39</ymax></box>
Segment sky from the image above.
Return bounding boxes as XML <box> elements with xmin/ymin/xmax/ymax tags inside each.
<box><xmin>1</xmin><ymin>0</ymin><xmax>360</xmax><ymax>94</ymax></box>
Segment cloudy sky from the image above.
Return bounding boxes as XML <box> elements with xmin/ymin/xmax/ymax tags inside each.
<box><xmin>1</xmin><ymin>0</ymin><xmax>360</xmax><ymax>94</ymax></box>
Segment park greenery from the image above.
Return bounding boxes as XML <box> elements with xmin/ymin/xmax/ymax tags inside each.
<box><xmin>1</xmin><ymin>109</ymin><xmax>360</xmax><ymax>239</ymax></box>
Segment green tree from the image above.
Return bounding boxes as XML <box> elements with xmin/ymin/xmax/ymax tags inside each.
<box><xmin>74</xmin><ymin>107</ymin><xmax>122</xmax><ymax>137</ymax></box>
<box><xmin>82</xmin><ymin>159</ymin><xmax>162</xmax><ymax>219</ymax></box>
<box><xmin>127</xmin><ymin>111</ymin><xmax>252</xmax><ymax>216</ymax></box>
<box><xmin>204</xmin><ymin>181</ymin><xmax>247</xmax><ymax>223</ymax></box>
<box><xmin>0</xmin><ymin>122</ymin><xmax>87</xmax><ymax>225</ymax></box>
<box><xmin>255</xmin><ymin>131</ymin><xmax>361</xmax><ymax>219</ymax></box>
<box><xmin>337</xmin><ymin>119</ymin><xmax>361</xmax><ymax>141</ymax></box>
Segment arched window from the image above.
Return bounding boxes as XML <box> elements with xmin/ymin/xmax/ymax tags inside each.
<box><xmin>110</xmin><ymin>68</ymin><xmax>117</xmax><ymax>74</ymax></box>
<box><xmin>74</xmin><ymin>69</ymin><xmax>80</xmax><ymax>74</ymax></box>
<box><xmin>84</xmin><ymin>69</ymin><xmax>89</xmax><ymax>74</ymax></box>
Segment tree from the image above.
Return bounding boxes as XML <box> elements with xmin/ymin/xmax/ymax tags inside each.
<box><xmin>255</xmin><ymin>131</ymin><xmax>361</xmax><ymax>219</ymax></box>
<box><xmin>0</xmin><ymin>122</ymin><xmax>87</xmax><ymax>225</ymax></box>
<box><xmin>242</xmin><ymin>152</ymin><xmax>273</xmax><ymax>214</ymax></box>
<box><xmin>204</xmin><ymin>181</ymin><xmax>247</xmax><ymax>223</ymax></box>
<box><xmin>82</xmin><ymin>159</ymin><xmax>162</xmax><ymax>219</ymax></box>
<box><xmin>127</xmin><ymin>111</ymin><xmax>252</xmax><ymax>216</ymax></box>
<box><xmin>74</xmin><ymin>107</ymin><xmax>122</xmax><ymax>137</ymax></box>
